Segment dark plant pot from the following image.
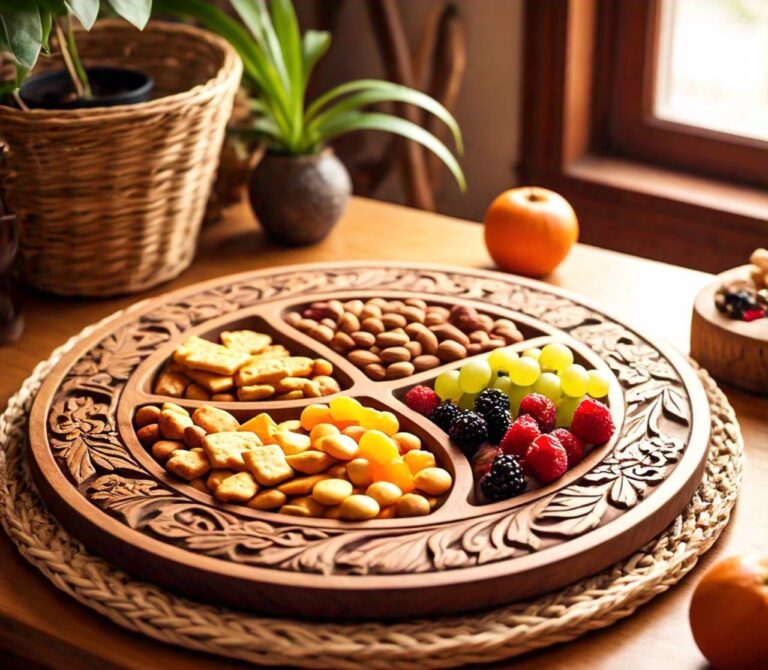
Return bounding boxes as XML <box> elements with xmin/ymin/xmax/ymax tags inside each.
<box><xmin>19</xmin><ymin>67</ymin><xmax>154</xmax><ymax>110</ymax></box>
<box><xmin>248</xmin><ymin>148</ymin><xmax>352</xmax><ymax>247</ymax></box>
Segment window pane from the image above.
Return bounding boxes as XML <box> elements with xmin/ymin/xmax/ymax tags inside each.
<box><xmin>655</xmin><ymin>0</ymin><xmax>768</xmax><ymax>142</ymax></box>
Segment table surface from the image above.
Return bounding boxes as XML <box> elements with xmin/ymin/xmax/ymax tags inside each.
<box><xmin>0</xmin><ymin>197</ymin><xmax>764</xmax><ymax>670</ymax></box>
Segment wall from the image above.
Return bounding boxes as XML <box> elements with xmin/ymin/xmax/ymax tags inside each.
<box><xmin>294</xmin><ymin>0</ymin><xmax>525</xmax><ymax>221</ymax></box>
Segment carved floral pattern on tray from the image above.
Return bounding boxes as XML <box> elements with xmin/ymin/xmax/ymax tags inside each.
<box><xmin>44</xmin><ymin>267</ymin><xmax>693</xmax><ymax>575</ymax></box>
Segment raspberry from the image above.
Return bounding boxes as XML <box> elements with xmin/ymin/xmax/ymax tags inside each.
<box><xmin>525</xmin><ymin>434</ymin><xmax>568</xmax><ymax>484</ymax></box>
<box><xmin>519</xmin><ymin>393</ymin><xmax>556</xmax><ymax>432</ymax></box>
<box><xmin>448</xmin><ymin>411</ymin><xmax>488</xmax><ymax>455</ymax></box>
<box><xmin>474</xmin><ymin>388</ymin><xmax>509</xmax><ymax>418</ymax></box>
<box><xmin>472</xmin><ymin>443</ymin><xmax>501</xmax><ymax>479</ymax></box>
<box><xmin>480</xmin><ymin>454</ymin><xmax>526</xmax><ymax>501</ymax></box>
<box><xmin>430</xmin><ymin>401</ymin><xmax>462</xmax><ymax>432</ymax></box>
<box><xmin>499</xmin><ymin>415</ymin><xmax>540</xmax><ymax>459</ymax></box>
<box><xmin>404</xmin><ymin>385</ymin><xmax>440</xmax><ymax>416</ymax></box>
<box><xmin>551</xmin><ymin>428</ymin><xmax>585</xmax><ymax>467</ymax></box>
<box><xmin>484</xmin><ymin>408</ymin><xmax>512</xmax><ymax>444</ymax></box>
<box><xmin>570</xmin><ymin>398</ymin><xmax>615</xmax><ymax>445</ymax></box>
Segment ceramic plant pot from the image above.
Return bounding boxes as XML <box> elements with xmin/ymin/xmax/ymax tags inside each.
<box><xmin>248</xmin><ymin>148</ymin><xmax>352</xmax><ymax>246</ymax></box>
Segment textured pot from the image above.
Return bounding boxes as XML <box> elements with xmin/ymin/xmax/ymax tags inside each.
<box><xmin>248</xmin><ymin>148</ymin><xmax>352</xmax><ymax>246</ymax></box>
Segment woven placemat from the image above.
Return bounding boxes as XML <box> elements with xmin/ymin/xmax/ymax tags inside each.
<box><xmin>0</xmin><ymin>315</ymin><xmax>743</xmax><ymax>669</ymax></box>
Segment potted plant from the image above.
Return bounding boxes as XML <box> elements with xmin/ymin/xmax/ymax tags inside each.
<box><xmin>1</xmin><ymin>1</ymin><xmax>153</xmax><ymax>108</ymax></box>
<box><xmin>0</xmin><ymin>5</ymin><xmax>242</xmax><ymax>296</ymax></box>
<box><xmin>157</xmin><ymin>0</ymin><xmax>465</xmax><ymax>247</ymax></box>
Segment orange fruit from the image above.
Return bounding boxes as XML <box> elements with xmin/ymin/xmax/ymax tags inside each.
<box><xmin>689</xmin><ymin>554</ymin><xmax>768</xmax><ymax>670</ymax></box>
<box><xmin>484</xmin><ymin>186</ymin><xmax>578</xmax><ymax>277</ymax></box>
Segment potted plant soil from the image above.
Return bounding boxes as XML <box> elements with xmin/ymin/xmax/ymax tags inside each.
<box><xmin>159</xmin><ymin>0</ymin><xmax>465</xmax><ymax>247</ymax></box>
<box><xmin>0</xmin><ymin>2</ymin><xmax>242</xmax><ymax>296</ymax></box>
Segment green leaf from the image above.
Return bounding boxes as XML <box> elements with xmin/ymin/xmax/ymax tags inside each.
<box><xmin>306</xmin><ymin>79</ymin><xmax>464</xmax><ymax>154</ymax></box>
<box><xmin>270</xmin><ymin>0</ymin><xmax>303</xmax><ymax>143</ymax></box>
<box><xmin>40</xmin><ymin>9</ymin><xmax>53</xmax><ymax>50</ymax></box>
<box><xmin>105</xmin><ymin>0</ymin><xmax>152</xmax><ymax>30</ymax></box>
<box><xmin>300</xmin><ymin>29</ymin><xmax>329</xmax><ymax>87</ymax></box>
<box><xmin>313</xmin><ymin>111</ymin><xmax>466</xmax><ymax>190</ymax></box>
<box><xmin>153</xmin><ymin>0</ymin><xmax>293</xmax><ymax>144</ymax></box>
<box><xmin>231</xmin><ymin>0</ymin><xmax>288</xmax><ymax>88</ymax></box>
<box><xmin>65</xmin><ymin>0</ymin><xmax>99</xmax><ymax>30</ymax></box>
<box><xmin>0</xmin><ymin>1</ymin><xmax>43</xmax><ymax>70</ymax></box>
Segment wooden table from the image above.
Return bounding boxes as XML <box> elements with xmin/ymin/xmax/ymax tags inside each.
<box><xmin>0</xmin><ymin>197</ymin><xmax>764</xmax><ymax>669</ymax></box>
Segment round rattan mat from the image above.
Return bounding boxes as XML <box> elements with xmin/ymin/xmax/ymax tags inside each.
<box><xmin>0</xmin><ymin>314</ymin><xmax>743</xmax><ymax>669</ymax></box>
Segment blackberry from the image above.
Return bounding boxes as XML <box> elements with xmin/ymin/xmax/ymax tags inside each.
<box><xmin>485</xmin><ymin>408</ymin><xmax>512</xmax><ymax>444</ymax></box>
<box><xmin>430</xmin><ymin>401</ymin><xmax>462</xmax><ymax>432</ymax></box>
<box><xmin>448</xmin><ymin>411</ymin><xmax>488</xmax><ymax>455</ymax></box>
<box><xmin>480</xmin><ymin>454</ymin><xmax>526</xmax><ymax>501</ymax></box>
<box><xmin>474</xmin><ymin>388</ymin><xmax>510</xmax><ymax>418</ymax></box>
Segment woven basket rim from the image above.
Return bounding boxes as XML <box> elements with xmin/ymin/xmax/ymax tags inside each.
<box><xmin>0</xmin><ymin>19</ymin><xmax>243</xmax><ymax>125</ymax></box>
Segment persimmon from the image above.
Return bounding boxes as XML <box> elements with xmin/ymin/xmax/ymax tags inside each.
<box><xmin>689</xmin><ymin>554</ymin><xmax>768</xmax><ymax>670</ymax></box>
<box><xmin>484</xmin><ymin>187</ymin><xmax>578</xmax><ymax>277</ymax></box>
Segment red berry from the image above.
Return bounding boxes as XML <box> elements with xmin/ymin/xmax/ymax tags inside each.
<box><xmin>570</xmin><ymin>398</ymin><xmax>615</xmax><ymax>445</ymax></box>
<box><xmin>524</xmin><ymin>434</ymin><xmax>568</xmax><ymax>484</ymax></box>
<box><xmin>500</xmin><ymin>415</ymin><xmax>540</xmax><ymax>459</ymax></box>
<box><xmin>404</xmin><ymin>385</ymin><xmax>440</xmax><ymax>416</ymax></box>
<box><xmin>742</xmin><ymin>309</ymin><xmax>765</xmax><ymax>322</ymax></box>
<box><xmin>472</xmin><ymin>443</ymin><xmax>501</xmax><ymax>478</ymax></box>
<box><xmin>550</xmin><ymin>428</ymin><xmax>585</xmax><ymax>467</ymax></box>
<box><xmin>518</xmin><ymin>393</ymin><xmax>556</xmax><ymax>432</ymax></box>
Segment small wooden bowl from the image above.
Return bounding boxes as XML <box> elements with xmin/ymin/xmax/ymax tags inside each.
<box><xmin>691</xmin><ymin>265</ymin><xmax>768</xmax><ymax>394</ymax></box>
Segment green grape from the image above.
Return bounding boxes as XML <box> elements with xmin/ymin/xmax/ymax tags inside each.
<box><xmin>533</xmin><ymin>372</ymin><xmax>562</xmax><ymax>401</ymax></box>
<box><xmin>492</xmin><ymin>375</ymin><xmax>512</xmax><ymax>395</ymax></box>
<box><xmin>587</xmin><ymin>369</ymin><xmax>611</xmax><ymax>398</ymax></box>
<box><xmin>509</xmin><ymin>384</ymin><xmax>534</xmax><ymax>416</ymax></box>
<box><xmin>556</xmin><ymin>394</ymin><xmax>585</xmax><ymax>427</ymax></box>
<box><xmin>488</xmin><ymin>346</ymin><xmax>519</xmax><ymax>373</ymax></box>
<box><xmin>508</xmin><ymin>356</ymin><xmax>540</xmax><ymax>387</ymax></box>
<box><xmin>560</xmin><ymin>364</ymin><xmax>589</xmax><ymax>397</ymax></box>
<box><xmin>539</xmin><ymin>342</ymin><xmax>574</xmax><ymax>372</ymax></box>
<box><xmin>458</xmin><ymin>392</ymin><xmax>479</xmax><ymax>411</ymax></box>
<box><xmin>459</xmin><ymin>359</ymin><xmax>492</xmax><ymax>394</ymax></box>
<box><xmin>522</xmin><ymin>347</ymin><xmax>541</xmax><ymax>360</ymax></box>
<box><xmin>435</xmin><ymin>370</ymin><xmax>462</xmax><ymax>401</ymax></box>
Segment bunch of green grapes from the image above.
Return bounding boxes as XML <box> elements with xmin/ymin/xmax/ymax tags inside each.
<box><xmin>433</xmin><ymin>341</ymin><xmax>612</xmax><ymax>425</ymax></box>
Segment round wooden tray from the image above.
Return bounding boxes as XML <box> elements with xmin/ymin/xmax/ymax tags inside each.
<box><xmin>691</xmin><ymin>265</ymin><xmax>768</xmax><ymax>394</ymax></box>
<box><xmin>28</xmin><ymin>263</ymin><xmax>710</xmax><ymax>620</ymax></box>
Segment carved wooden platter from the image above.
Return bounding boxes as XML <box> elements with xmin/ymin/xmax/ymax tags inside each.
<box><xmin>28</xmin><ymin>263</ymin><xmax>710</xmax><ymax>620</ymax></box>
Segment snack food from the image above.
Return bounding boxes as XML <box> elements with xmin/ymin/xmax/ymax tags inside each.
<box><xmin>286</xmin><ymin>299</ymin><xmax>523</xmax><ymax>379</ymax></box>
<box><xmin>135</xmin><ymin>400</ymin><xmax>452</xmax><ymax>520</ymax></box>
<box><xmin>152</xmin><ymin>329</ymin><xmax>340</xmax><ymax>401</ymax></box>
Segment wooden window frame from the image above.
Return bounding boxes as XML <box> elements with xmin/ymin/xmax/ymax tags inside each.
<box><xmin>520</xmin><ymin>0</ymin><xmax>768</xmax><ymax>272</ymax></box>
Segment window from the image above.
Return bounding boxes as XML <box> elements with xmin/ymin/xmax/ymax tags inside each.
<box><xmin>520</xmin><ymin>0</ymin><xmax>768</xmax><ymax>272</ymax></box>
<box><xmin>655</xmin><ymin>0</ymin><xmax>768</xmax><ymax>143</ymax></box>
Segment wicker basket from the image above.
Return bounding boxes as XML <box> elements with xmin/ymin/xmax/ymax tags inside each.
<box><xmin>0</xmin><ymin>20</ymin><xmax>242</xmax><ymax>296</ymax></box>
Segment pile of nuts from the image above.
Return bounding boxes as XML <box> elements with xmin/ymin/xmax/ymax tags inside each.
<box><xmin>153</xmin><ymin>329</ymin><xmax>340</xmax><ymax>401</ymax></box>
<box><xmin>135</xmin><ymin>398</ymin><xmax>452</xmax><ymax>520</ymax></box>
<box><xmin>286</xmin><ymin>298</ymin><xmax>523</xmax><ymax>380</ymax></box>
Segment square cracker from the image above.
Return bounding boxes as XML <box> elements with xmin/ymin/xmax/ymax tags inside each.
<box><xmin>202</xmin><ymin>431</ymin><xmax>262</xmax><ymax>469</ymax></box>
<box><xmin>243</xmin><ymin>445</ymin><xmax>294</xmax><ymax>486</ymax></box>
<box><xmin>221</xmin><ymin>330</ymin><xmax>272</xmax><ymax>354</ymax></box>
<box><xmin>173</xmin><ymin>336</ymin><xmax>250</xmax><ymax>375</ymax></box>
<box><xmin>235</xmin><ymin>359</ymin><xmax>288</xmax><ymax>386</ymax></box>
<box><xmin>166</xmin><ymin>448</ymin><xmax>211</xmax><ymax>480</ymax></box>
<box><xmin>186</xmin><ymin>369</ymin><xmax>235</xmax><ymax>393</ymax></box>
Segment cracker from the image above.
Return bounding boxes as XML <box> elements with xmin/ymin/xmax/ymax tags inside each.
<box><xmin>186</xmin><ymin>369</ymin><xmax>235</xmax><ymax>393</ymax></box>
<box><xmin>166</xmin><ymin>448</ymin><xmax>211</xmax><ymax>480</ymax></box>
<box><xmin>206</xmin><ymin>469</ymin><xmax>235</xmax><ymax>492</ymax></box>
<box><xmin>214</xmin><ymin>472</ymin><xmax>258</xmax><ymax>503</ymax></box>
<box><xmin>237</xmin><ymin>385</ymin><xmax>275</xmax><ymax>401</ymax></box>
<box><xmin>173</xmin><ymin>336</ymin><xmax>250</xmax><ymax>375</ymax></box>
<box><xmin>202</xmin><ymin>431</ymin><xmax>262</xmax><ymax>470</ymax></box>
<box><xmin>154</xmin><ymin>370</ymin><xmax>189</xmax><ymax>397</ymax></box>
<box><xmin>272</xmin><ymin>430</ymin><xmax>311</xmax><ymax>455</ymax></box>
<box><xmin>235</xmin><ymin>359</ymin><xmax>288</xmax><ymax>386</ymax></box>
<box><xmin>243</xmin><ymin>445</ymin><xmax>294</xmax><ymax>486</ymax></box>
<box><xmin>184</xmin><ymin>383</ymin><xmax>210</xmax><ymax>401</ymax></box>
<box><xmin>220</xmin><ymin>330</ymin><xmax>272</xmax><ymax>354</ymax></box>
<box><xmin>283</xmin><ymin>356</ymin><xmax>314</xmax><ymax>377</ymax></box>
